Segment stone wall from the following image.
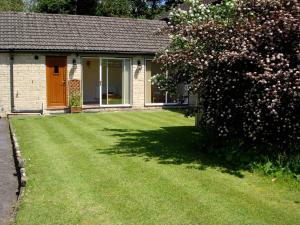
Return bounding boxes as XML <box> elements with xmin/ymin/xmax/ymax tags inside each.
<box><xmin>0</xmin><ymin>53</ymin><xmax>83</xmax><ymax>116</ymax></box>
<box><xmin>68</xmin><ymin>54</ymin><xmax>81</xmax><ymax>80</ymax></box>
<box><xmin>0</xmin><ymin>53</ymin><xmax>171</xmax><ymax>116</ymax></box>
<box><xmin>0</xmin><ymin>54</ymin><xmax>10</xmax><ymax>117</ymax></box>
<box><xmin>13</xmin><ymin>54</ymin><xmax>46</xmax><ymax>112</ymax></box>
<box><xmin>132</xmin><ymin>56</ymin><xmax>145</xmax><ymax>108</ymax></box>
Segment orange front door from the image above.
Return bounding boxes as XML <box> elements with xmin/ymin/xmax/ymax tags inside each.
<box><xmin>46</xmin><ymin>57</ymin><xmax>67</xmax><ymax>108</ymax></box>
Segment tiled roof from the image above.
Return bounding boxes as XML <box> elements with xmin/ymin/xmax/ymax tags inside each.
<box><xmin>0</xmin><ymin>12</ymin><xmax>169</xmax><ymax>54</ymax></box>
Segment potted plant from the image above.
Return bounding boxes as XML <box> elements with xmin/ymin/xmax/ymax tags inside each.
<box><xmin>69</xmin><ymin>91</ymin><xmax>82</xmax><ymax>113</ymax></box>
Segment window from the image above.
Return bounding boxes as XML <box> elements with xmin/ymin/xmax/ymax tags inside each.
<box><xmin>101</xmin><ymin>58</ymin><xmax>131</xmax><ymax>105</ymax></box>
<box><xmin>145</xmin><ymin>60</ymin><xmax>178</xmax><ymax>104</ymax></box>
<box><xmin>54</xmin><ymin>64</ymin><xmax>59</xmax><ymax>74</ymax></box>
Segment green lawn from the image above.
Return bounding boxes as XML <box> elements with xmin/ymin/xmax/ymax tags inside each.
<box><xmin>11</xmin><ymin>111</ymin><xmax>300</xmax><ymax>225</ymax></box>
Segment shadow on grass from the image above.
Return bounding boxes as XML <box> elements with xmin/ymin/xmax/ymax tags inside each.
<box><xmin>96</xmin><ymin>126</ymin><xmax>245</xmax><ymax>178</ymax></box>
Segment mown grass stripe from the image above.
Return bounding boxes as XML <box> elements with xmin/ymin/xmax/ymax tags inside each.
<box><xmin>11</xmin><ymin>111</ymin><xmax>300</xmax><ymax>225</ymax></box>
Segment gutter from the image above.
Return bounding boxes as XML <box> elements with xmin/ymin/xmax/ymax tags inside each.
<box><xmin>0</xmin><ymin>48</ymin><xmax>161</xmax><ymax>56</ymax></box>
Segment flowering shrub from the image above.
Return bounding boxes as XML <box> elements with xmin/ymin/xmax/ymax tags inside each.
<box><xmin>156</xmin><ymin>0</ymin><xmax>300</xmax><ymax>152</ymax></box>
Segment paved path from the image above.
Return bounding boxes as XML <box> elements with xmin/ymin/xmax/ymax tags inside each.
<box><xmin>0</xmin><ymin>119</ymin><xmax>18</xmax><ymax>225</ymax></box>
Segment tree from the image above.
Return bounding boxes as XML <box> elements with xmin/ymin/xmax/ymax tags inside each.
<box><xmin>156</xmin><ymin>0</ymin><xmax>300</xmax><ymax>151</ymax></box>
<box><xmin>24</xmin><ymin>0</ymin><xmax>37</xmax><ymax>11</ymax></box>
<box><xmin>165</xmin><ymin>0</ymin><xmax>184</xmax><ymax>9</ymax></box>
<box><xmin>76</xmin><ymin>0</ymin><xmax>98</xmax><ymax>15</ymax></box>
<box><xmin>146</xmin><ymin>0</ymin><xmax>164</xmax><ymax>18</ymax></box>
<box><xmin>131</xmin><ymin>0</ymin><xmax>149</xmax><ymax>18</ymax></box>
<box><xmin>96</xmin><ymin>0</ymin><xmax>163</xmax><ymax>19</ymax></box>
<box><xmin>0</xmin><ymin>0</ymin><xmax>24</xmax><ymax>12</ymax></box>
<box><xmin>96</xmin><ymin>0</ymin><xmax>132</xmax><ymax>17</ymax></box>
<box><xmin>35</xmin><ymin>0</ymin><xmax>76</xmax><ymax>14</ymax></box>
<box><xmin>33</xmin><ymin>0</ymin><xmax>164</xmax><ymax>18</ymax></box>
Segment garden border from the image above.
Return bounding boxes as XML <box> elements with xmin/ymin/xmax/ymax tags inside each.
<box><xmin>8</xmin><ymin>119</ymin><xmax>27</xmax><ymax>223</ymax></box>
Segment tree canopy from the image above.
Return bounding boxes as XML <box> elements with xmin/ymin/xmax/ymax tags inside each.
<box><xmin>0</xmin><ymin>0</ymin><xmax>24</xmax><ymax>12</ymax></box>
<box><xmin>0</xmin><ymin>0</ymin><xmax>185</xmax><ymax>18</ymax></box>
<box><xmin>165</xmin><ymin>0</ymin><xmax>184</xmax><ymax>9</ymax></box>
<box><xmin>76</xmin><ymin>0</ymin><xmax>98</xmax><ymax>15</ymax></box>
<box><xmin>32</xmin><ymin>0</ymin><xmax>182</xmax><ymax>19</ymax></box>
<box><xmin>34</xmin><ymin>0</ymin><xmax>76</xmax><ymax>14</ymax></box>
<box><xmin>96</xmin><ymin>0</ymin><xmax>133</xmax><ymax>18</ymax></box>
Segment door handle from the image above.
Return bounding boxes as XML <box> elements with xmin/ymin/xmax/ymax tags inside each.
<box><xmin>99</xmin><ymin>81</ymin><xmax>102</xmax><ymax>86</ymax></box>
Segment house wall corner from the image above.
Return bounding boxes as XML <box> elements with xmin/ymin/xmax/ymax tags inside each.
<box><xmin>0</xmin><ymin>53</ymin><xmax>11</xmax><ymax>117</ymax></box>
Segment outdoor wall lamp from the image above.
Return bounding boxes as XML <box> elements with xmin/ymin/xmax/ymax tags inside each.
<box><xmin>73</xmin><ymin>59</ymin><xmax>78</xmax><ymax>69</ymax></box>
<box><xmin>134</xmin><ymin>59</ymin><xmax>142</xmax><ymax>79</ymax></box>
<box><xmin>137</xmin><ymin>60</ymin><xmax>142</xmax><ymax>70</ymax></box>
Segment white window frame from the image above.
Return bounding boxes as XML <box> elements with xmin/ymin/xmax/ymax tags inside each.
<box><xmin>100</xmin><ymin>57</ymin><xmax>132</xmax><ymax>108</ymax></box>
<box><xmin>81</xmin><ymin>56</ymin><xmax>100</xmax><ymax>107</ymax></box>
<box><xmin>81</xmin><ymin>56</ymin><xmax>132</xmax><ymax>108</ymax></box>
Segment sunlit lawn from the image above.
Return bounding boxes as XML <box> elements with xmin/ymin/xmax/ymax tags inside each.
<box><xmin>12</xmin><ymin>111</ymin><xmax>300</xmax><ymax>225</ymax></box>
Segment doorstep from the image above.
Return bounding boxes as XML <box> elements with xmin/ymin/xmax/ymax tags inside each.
<box><xmin>43</xmin><ymin>107</ymin><xmax>70</xmax><ymax>115</ymax></box>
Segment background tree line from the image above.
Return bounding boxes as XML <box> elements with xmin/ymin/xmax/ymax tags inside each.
<box><xmin>0</xmin><ymin>0</ymin><xmax>184</xmax><ymax>19</ymax></box>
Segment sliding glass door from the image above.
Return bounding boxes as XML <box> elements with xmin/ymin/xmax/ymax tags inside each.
<box><xmin>101</xmin><ymin>58</ymin><xmax>131</xmax><ymax>106</ymax></box>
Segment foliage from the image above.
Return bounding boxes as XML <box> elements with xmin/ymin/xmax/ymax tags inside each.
<box><xmin>165</xmin><ymin>0</ymin><xmax>184</xmax><ymax>10</ymax></box>
<box><xmin>0</xmin><ymin>0</ymin><xmax>24</xmax><ymax>12</ymax></box>
<box><xmin>131</xmin><ymin>0</ymin><xmax>150</xmax><ymax>18</ymax></box>
<box><xmin>251</xmin><ymin>156</ymin><xmax>300</xmax><ymax>181</ymax></box>
<box><xmin>200</xmin><ymin>130</ymin><xmax>300</xmax><ymax>179</ymax></box>
<box><xmin>96</xmin><ymin>0</ymin><xmax>132</xmax><ymax>17</ymax></box>
<box><xmin>76</xmin><ymin>0</ymin><xmax>98</xmax><ymax>15</ymax></box>
<box><xmin>24</xmin><ymin>0</ymin><xmax>36</xmax><ymax>11</ymax></box>
<box><xmin>33</xmin><ymin>0</ymin><xmax>165</xmax><ymax>18</ymax></box>
<box><xmin>34</xmin><ymin>0</ymin><xmax>76</xmax><ymax>14</ymax></box>
<box><xmin>35</xmin><ymin>0</ymin><xmax>99</xmax><ymax>15</ymax></box>
<box><xmin>69</xmin><ymin>91</ymin><xmax>81</xmax><ymax>107</ymax></box>
<box><xmin>96</xmin><ymin>0</ymin><xmax>164</xmax><ymax>19</ymax></box>
<box><xmin>155</xmin><ymin>0</ymin><xmax>300</xmax><ymax>152</ymax></box>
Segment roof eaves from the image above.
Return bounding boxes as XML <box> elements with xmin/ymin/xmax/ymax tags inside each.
<box><xmin>0</xmin><ymin>48</ymin><xmax>158</xmax><ymax>55</ymax></box>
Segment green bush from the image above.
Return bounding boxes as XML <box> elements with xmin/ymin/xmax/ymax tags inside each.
<box><xmin>156</xmin><ymin>0</ymin><xmax>300</xmax><ymax>153</ymax></box>
<box><xmin>69</xmin><ymin>92</ymin><xmax>81</xmax><ymax>107</ymax></box>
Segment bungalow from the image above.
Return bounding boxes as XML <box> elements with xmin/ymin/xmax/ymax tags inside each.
<box><xmin>0</xmin><ymin>12</ymin><xmax>188</xmax><ymax>117</ymax></box>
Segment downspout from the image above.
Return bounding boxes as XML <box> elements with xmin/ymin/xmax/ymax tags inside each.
<box><xmin>9</xmin><ymin>53</ymin><xmax>15</xmax><ymax>113</ymax></box>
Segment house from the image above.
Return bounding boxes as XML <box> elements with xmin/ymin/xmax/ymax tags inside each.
<box><xmin>0</xmin><ymin>12</ymin><xmax>188</xmax><ymax>117</ymax></box>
